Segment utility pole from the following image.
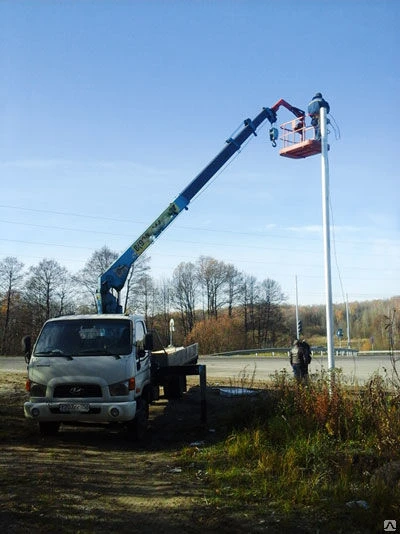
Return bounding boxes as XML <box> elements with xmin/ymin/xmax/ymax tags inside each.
<box><xmin>346</xmin><ymin>294</ymin><xmax>351</xmax><ymax>348</ymax></box>
<box><xmin>320</xmin><ymin>106</ymin><xmax>335</xmax><ymax>370</ymax></box>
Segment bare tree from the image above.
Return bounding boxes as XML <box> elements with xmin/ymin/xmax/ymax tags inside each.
<box><xmin>256</xmin><ymin>278</ymin><xmax>286</xmax><ymax>346</ymax></box>
<box><xmin>152</xmin><ymin>277</ymin><xmax>173</xmax><ymax>343</ymax></box>
<box><xmin>0</xmin><ymin>257</ymin><xmax>25</xmax><ymax>354</ymax></box>
<box><xmin>75</xmin><ymin>246</ymin><xmax>119</xmax><ymax>311</ymax></box>
<box><xmin>24</xmin><ymin>259</ymin><xmax>72</xmax><ymax>329</ymax></box>
<box><xmin>171</xmin><ymin>262</ymin><xmax>198</xmax><ymax>337</ymax></box>
<box><xmin>238</xmin><ymin>274</ymin><xmax>258</xmax><ymax>347</ymax></box>
<box><xmin>196</xmin><ymin>256</ymin><xmax>230</xmax><ymax>319</ymax></box>
<box><xmin>225</xmin><ymin>263</ymin><xmax>242</xmax><ymax>317</ymax></box>
<box><xmin>384</xmin><ymin>308</ymin><xmax>397</xmax><ymax>354</ymax></box>
<box><xmin>123</xmin><ymin>255</ymin><xmax>151</xmax><ymax>313</ymax></box>
<box><xmin>127</xmin><ymin>271</ymin><xmax>154</xmax><ymax>322</ymax></box>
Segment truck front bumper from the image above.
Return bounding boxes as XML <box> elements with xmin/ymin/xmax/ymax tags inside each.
<box><xmin>24</xmin><ymin>400</ymin><xmax>137</xmax><ymax>423</ymax></box>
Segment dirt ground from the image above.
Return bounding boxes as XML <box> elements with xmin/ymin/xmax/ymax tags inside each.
<box><xmin>0</xmin><ymin>371</ymin><xmax>292</xmax><ymax>534</ymax></box>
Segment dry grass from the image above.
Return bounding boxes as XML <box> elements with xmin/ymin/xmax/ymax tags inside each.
<box><xmin>2</xmin><ymin>369</ymin><xmax>399</xmax><ymax>533</ymax></box>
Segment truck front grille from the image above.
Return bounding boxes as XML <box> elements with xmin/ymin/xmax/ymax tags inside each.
<box><xmin>53</xmin><ymin>384</ymin><xmax>102</xmax><ymax>398</ymax></box>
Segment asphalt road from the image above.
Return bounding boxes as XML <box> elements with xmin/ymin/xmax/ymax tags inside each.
<box><xmin>200</xmin><ymin>353</ymin><xmax>399</xmax><ymax>384</ymax></box>
<box><xmin>1</xmin><ymin>353</ymin><xmax>399</xmax><ymax>384</ymax></box>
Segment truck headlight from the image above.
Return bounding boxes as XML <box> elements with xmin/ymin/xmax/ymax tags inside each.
<box><xmin>109</xmin><ymin>381</ymin><xmax>129</xmax><ymax>396</ymax></box>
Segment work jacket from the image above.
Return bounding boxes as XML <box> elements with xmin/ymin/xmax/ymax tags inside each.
<box><xmin>290</xmin><ymin>344</ymin><xmax>305</xmax><ymax>365</ymax></box>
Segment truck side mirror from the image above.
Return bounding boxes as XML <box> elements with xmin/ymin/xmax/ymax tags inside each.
<box><xmin>144</xmin><ymin>332</ymin><xmax>153</xmax><ymax>351</ymax></box>
<box><xmin>22</xmin><ymin>335</ymin><xmax>32</xmax><ymax>363</ymax></box>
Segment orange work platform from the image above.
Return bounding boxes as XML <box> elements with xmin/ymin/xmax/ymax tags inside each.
<box><xmin>278</xmin><ymin>119</ymin><xmax>322</xmax><ymax>159</ymax></box>
<box><xmin>280</xmin><ymin>139</ymin><xmax>322</xmax><ymax>159</ymax></box>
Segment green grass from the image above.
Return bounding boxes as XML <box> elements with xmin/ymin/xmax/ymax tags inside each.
<box><xmin>181</xmin><ymin>370</ymin><xmax>400</xmax><ymax>532</ymax></box>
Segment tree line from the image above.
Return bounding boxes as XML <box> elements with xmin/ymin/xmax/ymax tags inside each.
<box><xmin>0</xmin><ymin>247</ymin><xmax>398</xmax><ymax>355</ymax></box>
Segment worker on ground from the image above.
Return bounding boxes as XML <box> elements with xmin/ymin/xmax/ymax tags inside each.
<box><xmin>289</xmin><ymin>339</ymin><xmax>307</xmax><ymax>382</ymax></box>
<box><xmin>308</xmin><ymin>92</ymin><xmax>330</xmax><ymax>141</ymax></box>
<box><xmin>300</xmin><ymin>339</ymin><xmax>312</xmax><ymax>379</ymax></box>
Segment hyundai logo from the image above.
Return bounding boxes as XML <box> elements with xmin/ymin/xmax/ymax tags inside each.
<box><xmin>69</xmin><ymin>386</ymin><xmax>84</xmax><ymax>395</ymax></box>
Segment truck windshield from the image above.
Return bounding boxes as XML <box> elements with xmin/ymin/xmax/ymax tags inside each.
<box><xmin>34</xmin><ymin>319</ymin><xmax>132</xmax><ymax>357</ymax></box>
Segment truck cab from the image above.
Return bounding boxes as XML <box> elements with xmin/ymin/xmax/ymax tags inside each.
<box><xmin>24</xmin><ymin>314</ymin><xmax>153</xmax><ymax>437</ymax></box>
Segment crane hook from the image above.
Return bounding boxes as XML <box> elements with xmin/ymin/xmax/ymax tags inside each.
<box><xmin>269</xmin><ymin>127</ymin><xmax>278</xmax><ymax>148</ymax></box>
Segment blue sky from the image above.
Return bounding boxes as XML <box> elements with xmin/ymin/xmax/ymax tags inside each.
<box><xmin>1</xmin><ymin>0</ymin><xmax>399</xmax><ymax>305</ymax></box>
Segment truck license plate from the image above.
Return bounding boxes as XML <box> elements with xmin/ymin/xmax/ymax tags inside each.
<box><xmin>59</xmin><ymin>403</ymin><xmax>90</xmax><ymax>413</ymax></box>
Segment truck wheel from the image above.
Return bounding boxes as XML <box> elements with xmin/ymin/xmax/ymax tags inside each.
<box><xmin>126</xmin><ymin>399</ymin><xmax>149</xmax><ymax>441</ymax></box>
<box><xmin>39</xmin><ymin>422</ymin><xmax>60</xmax><ymax>436</ymax></box>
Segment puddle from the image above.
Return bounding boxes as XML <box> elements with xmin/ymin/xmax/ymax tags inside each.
<box><xmin>218</xmin><ymin>387</ymin><xmax>258</xmax><ymax>397</ymax></box>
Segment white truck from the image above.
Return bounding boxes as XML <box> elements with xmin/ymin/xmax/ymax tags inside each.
<box><xmin>24</xmin><ymin>314</ymin><xmax>199</xmax><ymax>437</ymax></box>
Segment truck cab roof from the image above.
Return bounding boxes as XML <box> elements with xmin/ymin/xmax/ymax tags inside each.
<box><xmin>44</xmin><ymin>314</ymin><xmax>145</xmax><ymax>323</ymax></box>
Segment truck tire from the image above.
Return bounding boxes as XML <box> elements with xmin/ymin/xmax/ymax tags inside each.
<box><xmin>126</xmin><ymin>399</ymin><xmax>149</xmax><ymax>441</ymax></box>
<box><xmin>163</xmin><ymin>375</ymin><xmax>185</xmax><ymax>400</ymax></box>
<box><xmin>39</xmin><ymin>422</ymin><xmax>60</xmax><ymax>436</ymax></box>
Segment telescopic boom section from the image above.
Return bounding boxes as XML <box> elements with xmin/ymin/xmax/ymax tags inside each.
<box><xmin>270</xmin><ymin>99</ymin><xmax>305</xmax><ymax>118</ymax></box>
<box><xmin>97</xmin><ymin>100</ymin><xmax>303</xmax><ymax>314</ymax></box>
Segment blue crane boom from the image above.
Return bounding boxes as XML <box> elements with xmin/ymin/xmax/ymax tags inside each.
<box><xmin>97</xmin><ymin>99</ymin><xmax>304</xmax><ymax>314</ymax></box>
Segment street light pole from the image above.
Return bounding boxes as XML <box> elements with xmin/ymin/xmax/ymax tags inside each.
<box><xmin>169</xmin><ymin>318</ymin><xmax>175</xmax><ymax>347</ymax></box>
<box><xmin>346</xmin><ymin>294</ymin><xmax>351</xmax><ymax>349</ymax></box>
<box><xmin>320</xmin><ymin>106</ymin><xmax>335</xmax><ymax>370</ymax></box>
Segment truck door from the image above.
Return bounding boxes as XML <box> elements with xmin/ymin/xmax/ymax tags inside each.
<box><xmin>134</xmin><ymin>320</ymin><xmax>150</xmax><ymax>390</ymax></box>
